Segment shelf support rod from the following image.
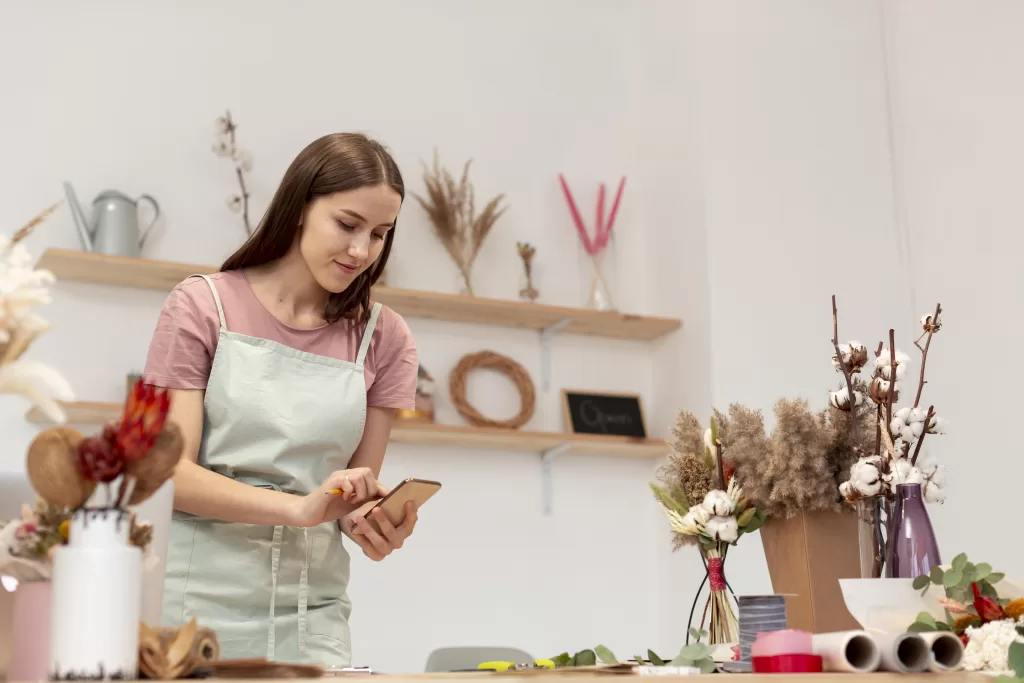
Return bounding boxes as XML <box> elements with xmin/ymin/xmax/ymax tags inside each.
<box><xmin>539</xmin><ymin>319</ymin><xmax>570</xmax><ymax>393</ymax></box>
<box><xmin>541</xmin><ymin>443</ymin><xmax>571</xmax><ymax>516</ymax></box>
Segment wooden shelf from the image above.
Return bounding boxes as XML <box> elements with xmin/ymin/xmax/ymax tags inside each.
<box><xmin>27</xmin><ymin>402</ymin><xmax>670</xmax><ymax>459</ymax></box>
<box><xmin>37</xmin><ymin>248</ymin><xmax>681</xmax><ymax>341</ymax></box>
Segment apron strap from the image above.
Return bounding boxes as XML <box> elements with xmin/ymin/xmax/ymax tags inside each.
<box><xmin>267</xmin><ymin>524</ymin><xmax>284</xmax><ymax>659</ymax></box>
<box><xmin>355</xmin><ymin>302</ymin><xmax>383</xmax><ymax>367</ymax></box>
<box><xmin>196</xmin><ymin>274</ymin><xmax>228</xmax><ymax>330</ymax></box>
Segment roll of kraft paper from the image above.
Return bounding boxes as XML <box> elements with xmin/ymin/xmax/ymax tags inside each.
<box><xmin>871</xmin><ymin>631</ymin><xmax>931</xmax><ymax>673</ymax></box>
<box><xmin>919</xmin><ymin>631</ymin><xmax>965</xmax><ymax>672</ymax></box>
<box><xmin>811</xmin><ymin>631</ymin><xmax>881</xmax><ymax>673</ymax></box>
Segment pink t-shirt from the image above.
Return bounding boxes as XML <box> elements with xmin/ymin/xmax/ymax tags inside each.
<box><xmin>143</xmin><ymin>271</ymin><xmax>418</xmax><ymax>410</ymax></box>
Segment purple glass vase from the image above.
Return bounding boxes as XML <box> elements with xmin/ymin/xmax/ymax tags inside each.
<box><xmin>885</xmin><ymin>483</ymin><xmax>941</xmax><ymax>578</ymax></box>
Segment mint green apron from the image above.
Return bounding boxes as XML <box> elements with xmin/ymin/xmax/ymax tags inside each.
<box><xmin>162</xmin><ymin>274</ymin><xmax>382</xmax><ymax>667</ymax></box>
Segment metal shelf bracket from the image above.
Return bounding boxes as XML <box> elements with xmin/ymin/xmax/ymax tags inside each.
<box><xmin>541</xmin><ymin>443</ymin><xmax>571</xmax><ymax>515</ymax></box>
<box><xmin>538</xmin><ymin>319</ymin><xmax>571</xmax><ymax>392</ymax></box>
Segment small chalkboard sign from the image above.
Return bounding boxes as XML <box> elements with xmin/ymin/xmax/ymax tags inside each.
<box><xmin>561</xmin><ymin>389</ymin><xmax>648</xmax><ymax>438</ymax></box>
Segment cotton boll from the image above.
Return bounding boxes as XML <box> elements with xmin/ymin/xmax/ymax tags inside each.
<box><xmin>886</xmin><ymin>460</ymin><xmax>923</xmax><ymax>487</ymax></box>
<box><xmin>233</xmin><ymin>148</ymin><xmax>253</xmax><ymax>173</ymax></box>
<box><xmin>850</xmin><ymin>459</ymin><xmax>882</xmax><ymax>496</ymax></box>
<box><xmin>705</xmin><ymin>516</ymin><xmax>739</xmax><ymax>543</ymax></box>
<box><xmin>702</xmin><ymin>490</ymin><xmax>734</xmax><ymax>516</ymax></box>
<box><xmin>928</xmin><ymin>416</ymin><xmax>947</xmax><ymax>435</ymax></box>
<box><xmin>924</xmin><ymin>482</ymin><xmax>946</xmax><ymax>504</ymax></box>
<box><xmin>909</xmin><ymin>407</ymin><xmax>929</xmax><ymax>423</ymax></box>
<box><xmin>875</xmin><ymin>349</ymin><xmax>911</xmax><ymax>381</ymax></box>
<box><xmin>829</xmin><ymin>387</ymin><xmax>863</xmax><ymax>411</ymax></box>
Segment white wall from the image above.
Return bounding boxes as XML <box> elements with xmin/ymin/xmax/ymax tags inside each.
<box><xmin>882</xmin><ymin>0</ymin><xmax>1024</xmax><ymax>572</ymax></box>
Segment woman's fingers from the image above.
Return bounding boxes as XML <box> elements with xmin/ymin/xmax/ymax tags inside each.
<box><xmin>399</xmin><ymin>501</ymin><xmax>418</xmax><ymax>534</ymax></box>
<box><xmin>371</xmin><ymin>508</ymin><xmax>404</xmax><ymax>549</ymax></box>
<box><xmin>354</xmin><ymin>515</ymin><xmax>390</xmax><ymax>556</ymax></box>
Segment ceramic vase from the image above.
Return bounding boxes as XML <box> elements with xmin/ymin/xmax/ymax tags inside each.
<box><xmin>885</xmin><ymin>483</ymin><xmax>941</xmax><ymax>579</ymax></box>
<box><xmin>50</xmin><ymin>507</ymin><xmax>141</xmax><ymax>680</ymax></box>
<box><xmin>7</xmin><ymin>580</ymin><xmax>52</xmax><ymax>681</ymax></box>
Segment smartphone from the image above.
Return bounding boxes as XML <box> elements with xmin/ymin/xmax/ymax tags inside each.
<box><xmin>346</xmin><ymin>478</ymin><xmax>441</xmax><ymax>534</ymax></box>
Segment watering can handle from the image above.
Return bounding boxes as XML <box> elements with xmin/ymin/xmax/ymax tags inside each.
<box><xmin>136</xmin><ymin>194</ymin><xmax>161</xmax><ymax>251</ymax></box>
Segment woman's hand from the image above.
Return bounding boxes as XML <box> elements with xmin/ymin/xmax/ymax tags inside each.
<box><xmin>289</xmin><ymin>468</ymin><xmax>386</xmax><ymax>528</ymax></box>
<box><xmin>344</xmin><ymin>501</ymin><xmax>418</xmax><ymax>561</ymax></box>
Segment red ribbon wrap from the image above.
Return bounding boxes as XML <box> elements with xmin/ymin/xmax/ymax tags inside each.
<box><xmin>708</xmin><ymin>557</ymin><xmax>726</xmax><ymax>592</ymax></box>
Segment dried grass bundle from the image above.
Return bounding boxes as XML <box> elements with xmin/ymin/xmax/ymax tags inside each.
<box><xmin>722</xmin><ymin>395</ymin><xmax>874</xmax><ymax>518</ymax></box>
<box><xmin>656</xmin><ymin>411</ymin><xmax>714</xmax><ymax>548</ymax></box>
<box><xmin>413</xmin><ymin>151</ymin><xmax>506</xmax><ymax>295</ymax></box>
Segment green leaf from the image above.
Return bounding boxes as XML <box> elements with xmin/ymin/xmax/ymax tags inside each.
<box><xmin>699</xmin><ymin>535</ymin><xmax>716</xmax><ymax>550</ymax></box>
<box><xmin>989</xmin><ymin>572</ymin><xmax>1006</xmax><ymax>584</ymax></box>
<box><xmin>634</xmin><ymin>655</ymin><xmax>648</xmax><ymax>666</ymax></box>
<box><xmin>697</xmin><ymin>658</ymin><xmax>718</xmax><ymax>674</ymax></box>
<box><xmin>930</xmin><ymin>565</ymin><xmax>945</xmax><ymax>585</ymax></box>
<box><xmin>1008</xmin><ymin>641</ymin><xmax>1024</xmax><ymax>678</ymax></box>
<box><xmin>671</xmin><ymin>484</ymin><xmax>691</xmax><ymax>512</ymax></box>
<box><xmin>913</xmin><ymin>575</ymin><xmax>931</xmax><ymax>590</ymax></box>
<box><xmin>736</xmin><ymin>507</ymin><xmax>757</xmax><ymax>528</ymax></box>
<box><xmin>595</xmin><ymin>645</ymin><xmax>618</xmax><ymax>665</ymax></box>
<box><xmin>936</xmin><ymin>620</ymin><xmax>953</xmax><ymax>632</ymax></box>
<box><xmin>648</xmin><ymin>650</ymin><xmax>665</xmax><ymax>667</ymax></box>
<box><xmin>992</xmin><ymin>676</ymin><xmax>1020</xmax><ymax>683</ymax></box>
<box><xmin>981</xmin><ymin>581</ymin><xmax>1000</xmax><ymax>600</ymax></box>
<box><xmin>689</xmin><ymin>627</ymin><xmax>703</xmax><ymax>642</ymax></box>
<box><xmin>649</xmin><ymin>483</ymin><xmax>688</xmax><ymax>516</ymax></box>
<box><xmin>553</xmin><ymin>653</ymin><xmax>571</xmax><ymax>667</ymax></box>
<box><xmin>575</xmin><ymin>650</ymin><xmax>596</xmax><ymax>667</ymax></box>
<box><xmin>743</xmin><ymin>509</ymin><xmax>767</xmax><ymax>534</ymax></box>
<box><xmin>974</xmin><ymin>563</ymin><xmax>993</xmax><ymax>582</ymax></box>
<box><xmin>676</xmin><ymin>644</ymin><xmax>711</xmax><ymax>660</ymax></box>
<box><xmin>668</xmin><ymin>657</ymin><xmax>695</xmax><ymax>668</ymax></box>
<box><xmin>907</xmin><ymin>621</ymin><xmax>936</xmax><ymax>633</ymax></box>
<box><xmin>962</xmin><ymin>562</ymin><xmax>976</xmax><ymax>584</ymax></box>
<box><xmin>952</xmin><ymin>553</ymin><xmax>968</xmax><ymax>572</ymax></box>
<box><xmin>915</xmin><ymin>611</ymin><xmax>938</xmax><ymax>629</ymax></box>
<box><xmin>709</xmin><ymin>416</ymin><xmax>719</xmax><ymax>446</ymax></box>
<box><xmin>704</xmin><ymin>445</ymin><xmax>715</xmax><ymax>470</ymax></box>
<box><xmin>943</xmin><ymin>568</ymin><xmax>962</xmax><ymax>588</ymax></box>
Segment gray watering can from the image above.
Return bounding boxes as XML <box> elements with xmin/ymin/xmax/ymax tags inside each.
<box><xmin>63</xmin><ymin>182</ymin><xmax>160</xmax><ymax>257</ymax></box>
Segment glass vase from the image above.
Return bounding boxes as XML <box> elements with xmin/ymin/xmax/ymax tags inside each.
<box><xmin>687</xmin><ymin>548</ymin><xmax>738</xmax><ymax>646</ymax></box>
<box><xmin>885</xmin><ymin>483</ymin><xmax>941</xmax><ymax>579</ymax></box>
<box><xmin>856</xmin><ymin>497</ymin><xmax>886</xmax><ymax>578</ymax></box>
<box><xmin>578</xmin><ymin>235</ymin><xmax>617</xmax><ymax>311</ymax></box>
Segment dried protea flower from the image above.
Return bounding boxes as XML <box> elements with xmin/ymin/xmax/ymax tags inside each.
<box><xmin>76</xmin><ymin>435</ymin><xmax>124</xmax><ymax>483</ymax></box>
<box><xmin>116</xmin><ymin>381</ymin><xmax>171</xmax><ymax>461</ymax></box>
<box><xmin>833</xmin><ymin>341</ymin><xmax>869</xmax><ymax>374</ymax></box>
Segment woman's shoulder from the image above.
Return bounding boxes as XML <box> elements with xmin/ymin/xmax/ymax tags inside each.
<box><xmin>168</xmin><ymin>271</ymin><xmax>245</xmax><ymax>315</ymax></box>
<box><xmin>371</xmin><ymin>303</ymin><xmax>414</xmax><ymax>349</ymax></box>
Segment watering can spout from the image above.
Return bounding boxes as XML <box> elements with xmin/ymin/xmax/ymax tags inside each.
<box><xmin>62</xmin><ymin>181</ymin><xmax>93</xmax><ymax>251</ymax></box>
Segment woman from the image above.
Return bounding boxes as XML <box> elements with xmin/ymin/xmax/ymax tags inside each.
<box><xmin>142</xmin><ymin>133</ymin><xmax>419</xmax><ymax>667</ymax></box>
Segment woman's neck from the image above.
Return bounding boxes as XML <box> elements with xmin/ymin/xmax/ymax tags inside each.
<box><xmin>244</xmin><ymin>249</ymin><xmax>330</xmax><ymax>325</ymax></box>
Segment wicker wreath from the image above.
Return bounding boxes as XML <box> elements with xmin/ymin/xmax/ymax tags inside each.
<box><xmin>449</xmin><ymin>351</ymin><xmax>536</xmax><ymax>430</ymax></box>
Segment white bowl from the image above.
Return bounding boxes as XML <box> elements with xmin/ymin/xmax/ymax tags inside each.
<box><xmin>839</xmin><ymin>578</ymin><xmax>946</xmax><ymax>633</ymax></box>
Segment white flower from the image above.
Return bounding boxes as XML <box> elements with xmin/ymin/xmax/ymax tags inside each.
<box><xmin>962</xmin><ymin>617</ymin><xmax>1024</xmax><ymax>672</ymax></box>
<box><xmin>232</xmin><ymin>148</ymin><xmax>253</xmax><ymax>173</ymax></box>
<box><xmin>212</xmin><ymin>136</ymin><xmax>234</xmax><ymax>157</ymax></box>
<box><xmin>849</xmin><ymin>457</ymin><xmax>882</xmax><ymax>496</ymax></box>
<box><xmin>921</xmin><ymin>463</ymin><xmax>947</xmax><ymax>503</ymax></box>
<box><xmin>214</xmin><ymin>116</ymin><xmax>231</xmax><ymax>134</ymax></box>
<box><xmin>226</xmin><ymin>195</ymin><xmax>243</xmax><ymax>213</ymax></box>
<box><xmin>874</xmin><ymin>348</ymin><xmax>911</xmax><ymax>381</ymax></box>
<box><xmin>704</xmin><ymin>515</ymin><xmax>739</xmax><ymax>543</ymax></box>
<box><xmin>839</xmin><ymin>481</ymin><xmax>854</xmax><ymax>499</ymax></box>
<box><xmin>702</xmin><ymin>490</ymin><xmax>734</xmax><ymax>517</ymax></box>
<box><xmin>829</xmin><ymin>386</ymin><xmax>863</xmax><ymax>410</ymax></box>
<box><xmin>885</xmin><ymin>459</ymin><xmax>923</xmax><ymax>487</ymax></box>
<box><xmin>927</xmin><ymin>416</ymin><xmax>947</xmax><ymax>434</ymax></box>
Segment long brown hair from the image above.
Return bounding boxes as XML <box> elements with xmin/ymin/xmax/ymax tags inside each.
<box><xmin>221</xmin><ymin>132</ymin><xmax>404</xmax><ymax>324</ymax></box>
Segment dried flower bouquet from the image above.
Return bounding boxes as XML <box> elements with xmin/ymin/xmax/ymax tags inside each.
<box><xmin>0</xmin><ymin>379</ymin><xmax>184</xmax><ymax>583</ymax></box>
<box><xmin>651</xmin><ymin>414</ymin><xmax>766</xmax><ymax>644</ymax></box>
